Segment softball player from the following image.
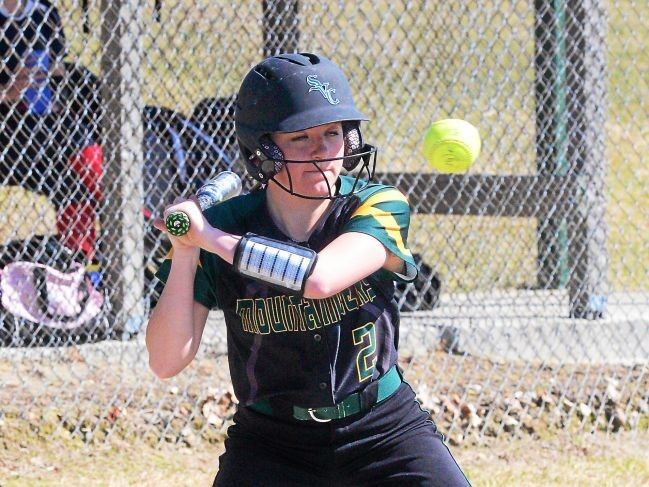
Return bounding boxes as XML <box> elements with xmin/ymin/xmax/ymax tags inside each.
<box><xmin>147</xmin><ymin>52</ymin><xmax>470</xmax><ymax>486</ymax></box>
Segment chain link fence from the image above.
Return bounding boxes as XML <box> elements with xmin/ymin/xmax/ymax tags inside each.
<box><xmin>1</xmin><ymin>0</ymin><xmax>647</xmax><ymax>447</ymax></box>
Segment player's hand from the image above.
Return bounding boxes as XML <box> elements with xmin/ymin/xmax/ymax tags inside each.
<box><xmin>153</xmin><ymin>196</ymin><xmax>210</xmax><ymax>251</ymax></box>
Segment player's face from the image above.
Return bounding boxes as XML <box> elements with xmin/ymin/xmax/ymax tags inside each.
<box><xmin>271</xmin><ymin>122</ymin><xmax>345</xmax><ymax>198</ymax></box>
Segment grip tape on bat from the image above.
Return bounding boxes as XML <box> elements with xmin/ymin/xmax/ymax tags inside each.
<box><xmin>165</xmin><ymin>171</ymin><xmax>242</xmax><ymax>237</ymax></box>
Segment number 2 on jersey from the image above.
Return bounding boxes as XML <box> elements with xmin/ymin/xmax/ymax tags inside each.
<box><xmin>352</xmin><ymin>322</ymin><xmax>377</xmax><ymax>382</ymax></box>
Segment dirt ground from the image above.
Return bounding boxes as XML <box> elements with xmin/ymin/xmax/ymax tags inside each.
<box><xmin>1</xmin><ymin>423</ymin><xmax>647</xmax><ymax>486</ymax></box>
<box><xmin>1</xmin><ymin>338</ymin><xmax>647</xmax><ymax>486</ymax></box>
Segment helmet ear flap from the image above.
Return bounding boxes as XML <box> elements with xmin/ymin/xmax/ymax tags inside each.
<box><xmin>342</xmin><ymin>121</ymin><xmax>363</xmax><ymax>171</ymax></box>
<box><xmin>240</xmin><ymin>136</ymin><xmax>285</xmax><ymax>183</ymax></box>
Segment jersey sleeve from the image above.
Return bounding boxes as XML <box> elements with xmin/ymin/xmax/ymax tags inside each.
<box><xmin>342</xmin><ymin>186</ymin><xmax>418</xmax><ymax>282</ymax></box>
<box><xmin>155</xmin><ymin>249</ymin><xmax>219</xmax><ymax>310</ymax></box>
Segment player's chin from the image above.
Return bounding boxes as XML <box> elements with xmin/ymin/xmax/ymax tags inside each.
<box><xmin>297</xmin><ymin>178</ymin><xmax>337</xmax><ymax>198</ymax></box>
<box><xmin>304</xmin><ymin>166</ymin><xmax>339</xmax><ymax>181</ymax></box>
<box><xmin>310</xmin><ymin>172</ymin><xmax>339</xmax><ymax>187</ymax></box>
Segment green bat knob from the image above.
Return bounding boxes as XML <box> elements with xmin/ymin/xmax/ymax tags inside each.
<box><xmin>166</xmin><ymin>211</ymin><xmax>191</xmax><ymax>237</ymax></box>
<box><xmin>162</xmin><ymin>171</ymin><xmax>242</xmax><ymax>238</ymax></box>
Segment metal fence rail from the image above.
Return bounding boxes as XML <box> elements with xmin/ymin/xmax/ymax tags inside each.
<box><xmin>0</xmin><ymin>0</ymin><xmax>647</xmax><ymax>445</ymax></box>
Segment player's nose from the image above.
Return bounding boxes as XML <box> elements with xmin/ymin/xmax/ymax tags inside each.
<box><xmin>311</xmin><ymin>136</ymin><xmax>343</xmax><ymax>162</ymax></box>
<box><xmin>310</xmin><ymin>136</ymin><xmax>328</xmax><ymax>160</ymax></box>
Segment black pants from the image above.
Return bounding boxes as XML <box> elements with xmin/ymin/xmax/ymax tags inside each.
<box><xmin>214</xmin><ymin>382</ymin><xmax>471</xmax><ymax>487</ymax></box>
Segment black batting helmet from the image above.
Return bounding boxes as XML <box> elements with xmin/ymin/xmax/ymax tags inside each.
<box><xmin>234</xmin><ymin>52</ymin><xmax>376</xmax><ymax>199</ymax></box>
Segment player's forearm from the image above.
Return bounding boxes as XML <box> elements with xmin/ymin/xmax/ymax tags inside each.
<box><xmin>146</xmin><ymin>249</ymin><xmax>201</xmax><ymax>378</ymax></box>
<box><xmin>303</xmin><ymin>232</ymin><xmax>390</xmax><ymax>299</ymax></box>
<box><xmin>303</xmin><ymin>254</ymin><xmax>376</xmax><ymax>299</ymax></box>
<box><xmin>193</xmin><ymin>226</ymin><xmax>241</xmax><ymax>265</ymax></box>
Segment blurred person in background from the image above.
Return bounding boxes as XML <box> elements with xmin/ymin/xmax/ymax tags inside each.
<box><xmin>0</xmin><ymin>0</ymin><xmax>66</xmax><ymax>104</ymax></box>
<box><xmin>1</xmin><ymin>0</ymin><xmax>102</xmax><ymax>262</ymax></box>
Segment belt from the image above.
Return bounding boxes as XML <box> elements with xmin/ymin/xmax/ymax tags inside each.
<box><xmin>248</xmin><ymin>365</ymin><xmax>402</xmax><ymax>422</ymax></box>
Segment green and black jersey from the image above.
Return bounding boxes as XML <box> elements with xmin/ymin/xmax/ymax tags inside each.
<box><xmin>156</xmin><ymin>175</ymin><xmax>417</xmax><ymax>408</ymax></box>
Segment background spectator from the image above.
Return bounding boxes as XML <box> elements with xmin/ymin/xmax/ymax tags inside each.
<box><xmin>1</xmin><ymin>0</ymin><xmax>102</xmax><ymax>261</ymax></box>
<box><xmin>1</xmin><ymin>0</ymin><xmax>66</xmax><ymax>105</ymax></box>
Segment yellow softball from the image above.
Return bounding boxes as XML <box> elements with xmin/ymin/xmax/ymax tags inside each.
<box><xmin>422</xmin><ymin>119</ymin><xmax>481</xmax><ymax>174</ymax></box>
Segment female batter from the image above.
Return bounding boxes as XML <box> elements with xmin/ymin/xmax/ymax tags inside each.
<box><xmin>147</xmin><ymin>52</ymin><xmax>470</xmax><ymax>486</ymax></box>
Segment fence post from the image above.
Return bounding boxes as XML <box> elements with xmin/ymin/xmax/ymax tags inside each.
<box><xmin>564</xmin><ymin>0</ymin><xmax>608</xmax><ymax>318</ymax></box>
<box><xmin>262</xmin><ymin>0</ymin><xmax>300</xmax><ymax>57</ymax></box>
<box><xmin>534</xmin><ymin>0</ymin><xmax>570</xmax><ymax>290</ymax></box>
<box><xmin>99</xmin><ymin>0</ymin><xmax>146</xmax><ymax>337</ymax></box>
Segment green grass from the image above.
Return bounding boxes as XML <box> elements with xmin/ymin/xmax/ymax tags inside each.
<box><xmin>1</xmin><ymin>0</ymin><xmax>645</xmax><ymax>292</ymax></box>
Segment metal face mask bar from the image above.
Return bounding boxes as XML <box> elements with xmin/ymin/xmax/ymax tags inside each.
<box><xmin>249</xmin><ymin>144</ymin><xmax>377</xmax><ymax>200</ymax></box>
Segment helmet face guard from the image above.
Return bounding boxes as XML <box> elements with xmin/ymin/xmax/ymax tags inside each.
<box><xmin>247</xmin><ymin>143</ymin><xmax>377</xmax><ymax>200</ymax></box>
<box><xmin>235</xmin><ymin>52</ymin><xmax>378</xmax><ymax>199</ymax></box>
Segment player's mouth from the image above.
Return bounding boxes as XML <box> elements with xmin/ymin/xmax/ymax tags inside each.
<box><xmin>306</xmin><ymin>162</ymin><xmax>339</xmax><ymax>173</ymax></box>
